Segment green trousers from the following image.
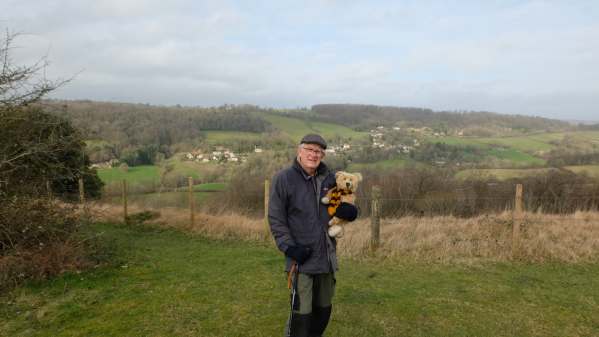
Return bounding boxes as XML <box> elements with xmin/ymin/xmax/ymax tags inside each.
<box><xmin>285</xmin><ymin>272</ymin><xmax>335</xmax><ymax>337</ymax></box>
<box><xmin>293</xmin><ymin>273</ymin><xmax>335</xmax><ymax>314</ymax></box>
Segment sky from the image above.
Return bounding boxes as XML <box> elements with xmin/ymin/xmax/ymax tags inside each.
<box><xmin>2</xmin><ymin>0</ymin><xmax>598</xmax><ymax>121</ymax></box>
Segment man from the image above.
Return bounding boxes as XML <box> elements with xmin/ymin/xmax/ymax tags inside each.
<box><xmin>269</xmin><ymin>134</ymin><xmax>358</xmax><ymax>337</ymax></box>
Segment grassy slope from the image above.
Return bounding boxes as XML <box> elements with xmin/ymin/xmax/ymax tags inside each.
<box><xmin>260</xmin><ymin>112</ymin><xmax>368</xmax><ymax>141</ymax></box>
<box><xmin>201</xmin><ymin>131</ymin><xmax>262</xmax><ymax>144</ymax></box>
<box><xmin>97</xmin><ymin>165</ymin><xmax>159</xmax><ymax>184</ymax></box>
<box><xmin>2</xmin><ymin>223</ymin><xmax>599</xmax><ymax>337</ymax></box>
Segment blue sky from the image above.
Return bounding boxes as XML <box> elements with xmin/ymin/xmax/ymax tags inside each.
<box><xmin>2</xmin><ymin>0</ymin><xmax>598</xmax><ymax>120</ymax></box>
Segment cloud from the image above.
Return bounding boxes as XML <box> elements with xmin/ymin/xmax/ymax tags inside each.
<box><xmin>2</xmin><ymin>0</ymin><xmax>598</xmax><ymax>120</ymax></box>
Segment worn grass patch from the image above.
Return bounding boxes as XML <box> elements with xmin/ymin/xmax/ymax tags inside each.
<box><xmin>2</xmin><ymin>223</ymin><xmax>599</xmax><ymax>336</ymax></box>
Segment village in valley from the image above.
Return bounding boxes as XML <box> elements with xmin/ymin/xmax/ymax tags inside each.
<box><xmin>179</xmin><ymin>124</ymin><xmax>466</xmax><ymax>165</ymax></box>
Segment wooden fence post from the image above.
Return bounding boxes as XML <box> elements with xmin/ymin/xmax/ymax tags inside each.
<box><xmin>371</xmin><ymin>185</ymin><xmax>382</xmax><ymax>250</ymax></box>
<box><xmin>122</xmin><ymin>179</ymin><xmax>128</xmax><ymax>223</ymax></box>
<box><xmin>264</xmin><ymin>179</ymin><xmax>270</xmax><ymax>238</ymax></box>
<box><xmin>78</xmin><ymin>178</ymin><xmax>88</xmax><ymax>220</ymax></box>
<box><xmin>512</xmin><ymin>183</ymin><xmax>523</xmax><ymax>258</ymax></box>
<box><xmin>46</xmin><ymin>180</ymin><xmax>52</xmax><ymax>200</ymax></box>
<box><xmin>78</xmin><ymin>178</ymin><xmax>85</xmax><ymax>205</ymax></box>
<box><xmin>188</xmin><ymin>177</ymin><xmax>195</xmax><ymax>227</ymax></box>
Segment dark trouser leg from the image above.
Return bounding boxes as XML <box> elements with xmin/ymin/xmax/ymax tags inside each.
<box><xmin>309</xmin><ymin>273</ymin><xmax>335</xmax><ymax>337</ymax></box>
<box><xmin>309</xmin><ymin>305</ymin><xmax>331</xmax><ymax>337</ymax></box>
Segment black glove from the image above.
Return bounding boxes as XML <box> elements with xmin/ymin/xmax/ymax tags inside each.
<box><xmin>335</xmin><ymin>202</ymin><xmax>358</xmax><ymax>221</ymax></box>
<box><xmin>285</xmin><ymin>245</ymin><xmax>312</xmax><ymax>264</ymax></box>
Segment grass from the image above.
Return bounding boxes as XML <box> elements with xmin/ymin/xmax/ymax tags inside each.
<box><xmin>565</xmin><ymin>165</ymin><xmax>599</xmax><ymax>178</ymax></box>
<box><xmin>260</xmin><ymin>112</ymin><xmax>368</xmax><ymax>141</ymax></box>
<box><xmin>2</xmin><ymin>222</ymin><xmax>599</xmax><ymax>336</ymax></box>
<box><xmin>97</xmin><ymin>165</ymin><xmax>159</xmax><ymax>184</ymax></box>
<box><xmin>101</xmin><ymin>191</ymin><xmax>216</xmax><ymax>209</ymax></box>
<box><xmin>201</xmin><ymin>131</ymin><xmax>262</xmax><ymax>144</ymax></box>
<box><xmin>455</xmin><ymin>168</ymin><xmax>555</xmax><ymax>180</ymax></box>
<box><xmin>346</xmin><ymin>158</ymin><xmax>414</xmax><ymax>172</ymax></box>
<box><xmin>193</xmin><ymin>183</ymin><xmax>226</xmax><ymax>192</ymax></box>
<box><xmin>485</xmin><ymin>148</ymin><xmax>546</xmax><ymax>166</ymax></box>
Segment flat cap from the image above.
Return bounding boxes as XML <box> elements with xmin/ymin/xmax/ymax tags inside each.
<box><xmin>300</xmin><ymin>134</ymin><xmax>327</xmax><ymax>149</ymax></box>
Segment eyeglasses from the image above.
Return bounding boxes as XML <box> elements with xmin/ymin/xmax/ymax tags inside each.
<box><xmin>301</xmin><ymin>146</ymin><xmax>324</xmax><ymax>157</ymax></box>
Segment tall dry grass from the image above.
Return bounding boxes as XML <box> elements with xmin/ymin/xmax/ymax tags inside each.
<box><xmin>89</xmin><ymin>202</ymin><xmax>599</xmax><ymax>263</ymax></box>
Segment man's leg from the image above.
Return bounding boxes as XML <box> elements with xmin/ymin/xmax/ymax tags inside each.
<box><xmin>285</xmin><ymin>273</ymin><xmax>314</xmax><ymax>337</ymax></box>
<box><xmin>309</xmin><ymin>273</ymin><xmax>335</xmax><ymax>337</ymax></box>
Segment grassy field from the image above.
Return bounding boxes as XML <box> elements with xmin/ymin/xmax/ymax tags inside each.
<box><xmin>455</xmin><ymin>168</ymin><xmax>555</xmax><ymax>180</ymax></box>
<box><xmin>97</xmin><ymin>165</ymin><xmax>160</xmax><ymax>184</ymax></box>
<box><xmin>564</xmin><ymin>165</ymin><xmax>599</xmax><ymax>178</ymax></box>
<box><xmin>260</xmin><ymin>112</ymin><xmax>368</xmax><ymax>141</ymax></box>
<box><xmin>347</xmin><ymin>158</ymin><xmax>414</xmax><ymax>172</ymax></box>
<box><xmin>2</xmin><ymin>222</ymin><xmax>599</xmax><ymax>337</ymax></box>
<box><xmin>456</xmin><ymin>165</ymin><xmax>599</xmax><ymax>180</ymax></box>
<box><xmin>202</xmin><ymin>131</ymin><xmax>263</xmax><ymax>144</ymax></box>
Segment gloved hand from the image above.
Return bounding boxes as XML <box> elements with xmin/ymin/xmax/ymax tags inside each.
<box><xmin>285</xmin><ymin>245</ymin><xmax>312</xmax><ymax>264</ymax></box>
<box><xmin>335</xmin><ymin>202</ymin><xmax>358</xmax><ymax>221</ymax></box>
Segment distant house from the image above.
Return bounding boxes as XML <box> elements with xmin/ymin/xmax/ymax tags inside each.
<box><xmin>254</xmin><ymin>148</ymin><xmax>263</xmax><ymax>153</ymax></box>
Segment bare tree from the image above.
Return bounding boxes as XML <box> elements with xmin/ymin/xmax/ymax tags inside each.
<box><xmin>0</xmin><ymin>30</ymin><xmax>62</xmax><ymax>108</ymax></box>
<box><xmin>0</xmin><ymin>30</ymin><xmax>102</xmax><ymax>197</ymax></box>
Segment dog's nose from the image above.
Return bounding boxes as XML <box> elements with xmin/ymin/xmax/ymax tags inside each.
<box><xmin>346</xmin><ymin>182</ymin><xmax>351</xmax><ymax>188</ymax></box>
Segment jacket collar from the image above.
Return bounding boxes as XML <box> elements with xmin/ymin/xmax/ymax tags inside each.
<box><xmin>293</xmin><ymin>158</ymin><xmax>328</xmax><ymax>180</ymax></box>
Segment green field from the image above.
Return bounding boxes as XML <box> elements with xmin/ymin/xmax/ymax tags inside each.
<box><xmin>97</xmin><ymin>161</ymin><xmax>212</xmax><ymax>186</ymax></box>
<box><xmin>347</xmin><ymin>158</ymin><xmax>413</xmax><ymax>172</ymax></box>
<box><xmin>455</xmin><ymin>168</ymin><xmax>556</xmax><ymax>180</ymax></box>
<box><xmin>3</xmin><ymin>223</ymin><xmax>599</xmax><ymax>336</ymax></box>
<box><xmin>97</xmin><ymin>165</ymin><xmax>160</xmax><ymax>184</ymax></box>
<box><xmin>260</xmin><ymin>112</ymin><xmax>368</xmax><ymax>141</ymax></box>
<box><xmin>202</xmin><ymin>131</ymin><xmax>262</xmax><ymax>144</ymax></box>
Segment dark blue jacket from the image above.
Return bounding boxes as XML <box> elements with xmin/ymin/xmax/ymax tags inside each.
<box><xmin>268</xmin><ymin>158</ymin><xmax>338</xmax><ymax>273</ymax></box>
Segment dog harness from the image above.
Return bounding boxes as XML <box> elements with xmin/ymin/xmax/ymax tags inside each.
<box><xmin>327</xmin><ymin>187</ymin><xmax>353</xmax><ymax>216</ymax></box>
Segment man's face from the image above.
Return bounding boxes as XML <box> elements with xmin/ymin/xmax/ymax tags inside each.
<box><xmin>298</xmin><ymin>143</ymin><xmax>325</xmax><ymax>173</ymax></box>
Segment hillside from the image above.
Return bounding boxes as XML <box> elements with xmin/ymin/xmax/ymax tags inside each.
<box><xmin>310</xmin><ymin>104</ymin><xmax>574</xmax><ymax>135</ymax></box>
<box><xmin>39</xmin><ymin>100</ymin><xmax>599</xmax><ymax>177</ymax></box>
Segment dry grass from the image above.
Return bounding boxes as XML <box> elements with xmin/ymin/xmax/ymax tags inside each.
<box><xmin>88</xmin><ymin>202</ymin><xmax>599</xmax><ymax>263</ymax></box>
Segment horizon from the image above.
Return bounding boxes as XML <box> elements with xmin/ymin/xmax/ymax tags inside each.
<box><xmin>3</xmin><ymin>1</ymin><xmax>598</xmax><ymax>121</ymax></box>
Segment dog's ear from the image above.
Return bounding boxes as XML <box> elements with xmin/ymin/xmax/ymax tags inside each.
<box><xmin>354</xmin><ymin>173</ymin><xmax>363</xmax><ymax>182</ymax></box>
<box><xmin>335</xmin><ymin>171</ymin><xmax>345</xmax><ymax>178</ymax></box>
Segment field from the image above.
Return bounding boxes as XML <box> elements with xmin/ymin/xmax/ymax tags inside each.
<box><xmin>97</xmin><ymin>165</ymin><xmax>160</xmax><ymax>184</ymax></box>
<box><xmin>346</xmin><ymin>158</ymin><xmax>413</xmax><ymax>172</ymax></box>
<box><xmin>455</xmin><ymin>168</ymin><xmax>556</xmax><ymax>180</ymax></box>
<box><xmin>564</xmin><ymin>165</ymin><xmax>599</xmax><ymax>178</ymax></box>
<box><xmin>259</xmin><ymin>112</ymin><xmax>368</xmax><ymax>141</ymax></box>
<box><xmin>2</xmin><ymin>221</ymin><xmax>599</xmax><ymax>337</ymax></box>
<box><xmin>201</xmin><ymin>130</ymin><xmax>263</xmax><ymax>144</ymax></box>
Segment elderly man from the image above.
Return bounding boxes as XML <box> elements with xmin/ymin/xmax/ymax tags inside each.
<box><xmin>269</xmin><ymin>134</ymin><xmax>358</xmax><ymax>337</ymax></box>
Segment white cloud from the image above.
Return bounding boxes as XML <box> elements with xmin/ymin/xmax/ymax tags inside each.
<box><xmin>2</xmin><ymin>0</ymin><xmax>598</xmax><ymax>120</ymax></box>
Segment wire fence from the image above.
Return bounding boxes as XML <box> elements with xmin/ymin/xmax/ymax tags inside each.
<box><xmin>60</xmin><ymin>177</ymin><xmax>599</xmax><ymax>260</ymax></box>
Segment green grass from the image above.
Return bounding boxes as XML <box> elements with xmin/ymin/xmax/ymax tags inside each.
<box><xmin>97</xmin><ymin>165</ymin><xmax>159</xmax><ymax>184</ymax></box>
<box><xmin>260</xmin><ymin>112</ymin><xmax>368</xmax><ymax>141</ymax></box>
<box><xmin>3</xmin><ymin>223</ymin><xmax>599</xmax><ymax>336</ymax></box>
<box><xmin>202</xmin><ymin>131</ymin><xmax>262</xmax><ymax>144</ymax></box>
<box><xmin>486</xmin><ymin>148</ymin><xmax>546</xmax><ymax>166</ymax></box>
<box><xmin>97</xmin><ymin>160</ymin><xmax>211</xmax><ymax>186</ymax></box>
<box><xmin>455</xmin><ymin>168</ymin><xmax>556</xmax><ymax>180</ymax></box>
<box><xmin>193</xmin><ymin>183</ymin><xmax>226</xmax><ymax>192</ymax></box>
<box><xmin>347</xmin><ymin>158</ymin><xmax>414</xmax><ymax>172</ymax></box>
